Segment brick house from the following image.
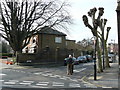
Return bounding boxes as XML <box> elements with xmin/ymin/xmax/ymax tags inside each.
<box><xmin>20</xmin><ymin>26</ymin><xmax>67</xmax><ymax>64</ymax></box>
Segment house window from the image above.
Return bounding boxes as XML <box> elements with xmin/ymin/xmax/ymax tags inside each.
<box><xmin>55</xmin><ymin>37</ymin><xmax>62</xmax><ymax>43</ymax></box>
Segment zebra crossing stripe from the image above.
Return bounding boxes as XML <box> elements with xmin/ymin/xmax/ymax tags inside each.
<box><xmin>38</xmin><ymin>82</ymin><xmax>49</xmax><ymax>84</ymax></box>
<box><xmin>0</xmin><ymin>80</ymin><xmax>4</xmax><ymax>82</ymax></box>
<box><xmin>31</xmin><ymin>85</ymin><xmax>48</xmax><ymax>88</ymax></box>
<box><xmin>41</xmin><ymin>74</ymin><xmax>49</xmax><ymax>76</ymax></box>
<box><xmin>9</xmin><ymin>80</ymin><xmax>19</xmax><ymax>82</ymax></box>
<box><xmin>34</xmin><ymin>72</ymin><xmax>43</xmax><ymax>75</ymax></box>
<box><xmin>36</xmin><ymin>83</ymin><xmax>48</xmax><ymax>86</ymax></box>
<box><xmin>36</xmin><ymin>81</ymin><xmax>49</xmax><ymax>86</ymax></box>
<box><xmin>4</xmin><ymin>82</ymin><xmax>16</xmax><ymax>84</ymax></box>
<box><xmin>22</xmin><ymin>81</ymin><xmax>34</xmax><ymax>83</ymax></box>
<box><xmin>19</xmin><ymin>81</ymin><xmax>34</xmax><ymax>85</ymax></box>
<box><xmin>50</xmin><ymin>75</ymin><xmax>57</xmax><ymax>78</ymax></box>
<box><xmin>45</xmin><ymin>73</ymin><xmax>52</xmax><ymax>76</ymax></box>
<box><xmin>53</xmin><ymin>75</ymin><xmax>61</xmax><ymax>78</ymax></box>
<box><xmin>0</xmin><ymin>74</ymin><xmax>6</xmax><ymax>76</ymax></box>
<box><xmin>19</xmin><ymin>82</ymin><xmax>32</xmax><ymax>85</ymax></box>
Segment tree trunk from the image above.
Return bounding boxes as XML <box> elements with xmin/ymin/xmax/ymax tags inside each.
<box><xmin>105</xmin><ymin>42</ymin><xmax>110</xmax><ymax>68</ymax></box>
<box><xmin>97</xmin><ymin>39</ymin><xmax>103</xmax><ymax>73</ymax></box>
<box><xmin>15</xmin><ymin>50</ymin><xmax>22</xmax><ymax>65</ymax></box>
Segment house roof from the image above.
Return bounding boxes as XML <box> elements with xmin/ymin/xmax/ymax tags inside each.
<box><xmin>38</xmin><ymin>26</ymin><xmax>66</xmax><ymax>36</ymax></box>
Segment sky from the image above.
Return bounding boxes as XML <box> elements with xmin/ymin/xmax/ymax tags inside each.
<box><xmin>0</xmin><ymin>0</ymin><xmax>118</xmax><ymax>44</ymax></box>
<box><xmin>63</xmin><ymin>0</ymin><xmax>118</xmax><ymax>43</ymax></box>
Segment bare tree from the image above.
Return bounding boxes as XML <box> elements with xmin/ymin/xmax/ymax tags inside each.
<box><xmin>98</xmin><ymin>18</ymin><xmax>111</xmax><ymax>68</ymax></box>
<box><xmin>82</xmin><ymin>7</ymin><xmax>104</xmax><ymax>73</ymax></box>
<box><xmin>0</xmin><ymin>0</ymin><xmax>72</xmax><ymax>62</ymax></box>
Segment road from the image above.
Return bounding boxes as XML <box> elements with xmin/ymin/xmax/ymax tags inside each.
<box><xmin>0</xmin><ymin>61</ymin><xmax>98</xmax><ymax>89</ymax></box>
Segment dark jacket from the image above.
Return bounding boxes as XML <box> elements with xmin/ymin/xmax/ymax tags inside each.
<box><xmin>66</xmin><ymin>57</ymin><xmax>74</xmax><ymax>64</ymax></box>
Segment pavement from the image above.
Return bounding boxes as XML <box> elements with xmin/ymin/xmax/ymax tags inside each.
<box><xmin>82</xmin><ymin>62</ymin><xmax>119</xmax><ymax>88</ymax></box>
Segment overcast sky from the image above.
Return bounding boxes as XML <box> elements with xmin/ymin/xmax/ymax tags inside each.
<box><xmin>64</xmin><ymin>0</ymin><xmax>118</xmax><ymax>43</ymax></box>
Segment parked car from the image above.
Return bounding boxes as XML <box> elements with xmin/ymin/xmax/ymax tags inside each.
<box><xmin>108</xmin><ymin>54</ymin><xmax>114</xmax><ymax>63</ymax></box>
<box><xmin>77</xmin><ymin>56</ymin><xmax>87</xmax><ymax>63</ymax></box>
<box><xmin>85</xmin><ymin>55</ymin><xmax>93</xmax><ymax>62</ymax></box>
<box><xmin>64</xmin><ymin>57</ymin><xmax>78</xmax><ymax>66</ymax></box>
<box><xmin>64</xmin><ymin>58</ymin><xmax>68</xmax><ymax>66</ymax></box>
<box><xmin>73</xmin><ymin>58</ymin><xmax>79</xmax><ymax>65</ymax></box>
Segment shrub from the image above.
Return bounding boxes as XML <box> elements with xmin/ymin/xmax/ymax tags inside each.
<box><xmin>0</xmin><ymin>53</ymin><xmax>13</xmax><ymax>57</ymax></box>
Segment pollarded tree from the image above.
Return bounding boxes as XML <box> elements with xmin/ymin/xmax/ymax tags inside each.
<box><xmin>98</xmin><ymin>18</ymin><xmax>111</xmax><ymax>68</ymax></box>
<box><xmin>82</xmin><ymin>7</ymin><xmax>104</xmax><ymax>72</ymax></box>
<box><xmin>0</xmin><ymin>0</ymin><xmax>72</xmax><ymax>63</ymax></box>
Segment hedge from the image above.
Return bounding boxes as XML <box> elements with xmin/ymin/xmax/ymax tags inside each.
<box><xmin>0</xmin><ymin>53</ymin><xmax>13</xmax><ymax>57</ymax></box>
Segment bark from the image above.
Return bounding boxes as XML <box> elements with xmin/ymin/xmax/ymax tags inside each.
<box><xmin>105</xmin><ymin>41</ymin><xmax>110</xmax><ymax>68</ymax></box>
<box><xmin>15</xmin><ymin>50</ymin><xmax>22</xmax><ymax>65</ymax></box>
<box><xmin>97</xmin><ymin>39</ymin><xmax>103</xmax><ymax>72</ymax></box>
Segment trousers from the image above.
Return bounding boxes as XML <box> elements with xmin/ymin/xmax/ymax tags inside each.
<box><xmin>67</xmin><ymin>64</ymin><xmax>73</xmax><ymax>75</ymax></box>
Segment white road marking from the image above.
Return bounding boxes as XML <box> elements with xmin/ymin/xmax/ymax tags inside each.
<box><xmin>4</xmin><ymin>82</ymin><xmax>16</xmax><ymax>84</ymax></box>
<box><xmin>36</xmin><ymin>82</ymin><xmax>49</xmax><ymax>86</ymax></box>
<box><xmin>84</xmin><ymin>84</ymin><xmax>97</xmax><ymax>88</ymax></box>
<box><xmin>38</xmin><ymin>82</ymin><xmax>49</xmax><ymax>84</ymax></box>
<box><xmin>52</xmin><ymin>82</ymin><xmax>64</xmax><ymax>87</ymax></box>
<box><xmin>74</xmin><ymin>68</ymin><xmax>86</xmax><ymax>72</ymax></box>
<box><xmin>0</xmin><ymin>73</ymin><xmax>6</xmax><ymax>76</ymax></box>
<box><xmin>102</xmin><ymin>87</ymin><xmax>112</xmax><ymax>88</ymax></box>
<box><xmin>54</xmin><ymin>75</ymin><xmax>61</xmax><ymax>78</ymax></box>
<box><xmin>9</xmin><ymin>80</ymin><xmax>19</xmax><ymax>82</ymax></box>
<box><xmin>59</xmin><ymin>77</ymin><xmax>67</xmax><ymax>80</ymax></box>
<box><xmin>41</xmin><ymin>74</ymin><xmax>49</xmax><ymax>76</ymax></box>
<box><xmin>69</xmin><ymin>83</ymin><xmax>81</xmax><ymax>87</ymax></box>
<box><xmin>69</xmin><ymin>79</ymin><xmax>78</xmax><ymax>82</ymax></box>
<box><xmin>45</xmin><ymin>73</ymin><xmax>52</xmax><ymax>76</ymax></box>
<box><xmin>31</xmin><ymin>85</ymin><xmax>48</xmax><ymax>88</ymax></box>
<box><xmin>63</xmin><ymin>76</ymin><xmax>70</xmax><ymax>79</ymax></box>
<box><xmin>22</xmin><ymin>81</ymin><xmax>34</xmax><ymax>83</ymax></box>
<box><xmin>19</xmin><ymin>82</ymin><xmax>32</xmax><ymax>85</ymax></box>
<box><xmin>0</xmin><ymin>80</ymin><xmax>4</xmax><ymax>82</ymax></box>
<box><xmin>20</xmin><ymin>71</ymin><xmax>26</xmax><ymax>73</ymax></box>
<box><xmin>83</xmin><ymin>63</ymin><xmax>93</xmax><ymax>66</ymax></box>
<box><xmin>34</xmin><ymin>72</ymin><xmax>43</xmax><ymax>75</ymax></box>
<box><xmin>19</xmin><ymin>81</ymin><xmax>34</xmax><ymax>85</ymax></box>
<box><xmin>49</xmin><ymin>75</ymin><xmax>58</xmax><ymax>78</ymax></box>
<box><xmin>36</xmin><ymin>83</ymin><xmax>48</xmax><ymax>86</ymax></box>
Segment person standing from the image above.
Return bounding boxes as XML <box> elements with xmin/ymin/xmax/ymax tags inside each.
<box><xmin>66</xmin><ymin>55</ymin><xmax>74</xmax><ymax>75</ymax></box>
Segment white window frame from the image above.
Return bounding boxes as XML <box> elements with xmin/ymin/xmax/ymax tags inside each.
<box><xmin>55</xmin><ymin>37</ymin><xmax>62</xmax><ymax>43</ymax></box>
